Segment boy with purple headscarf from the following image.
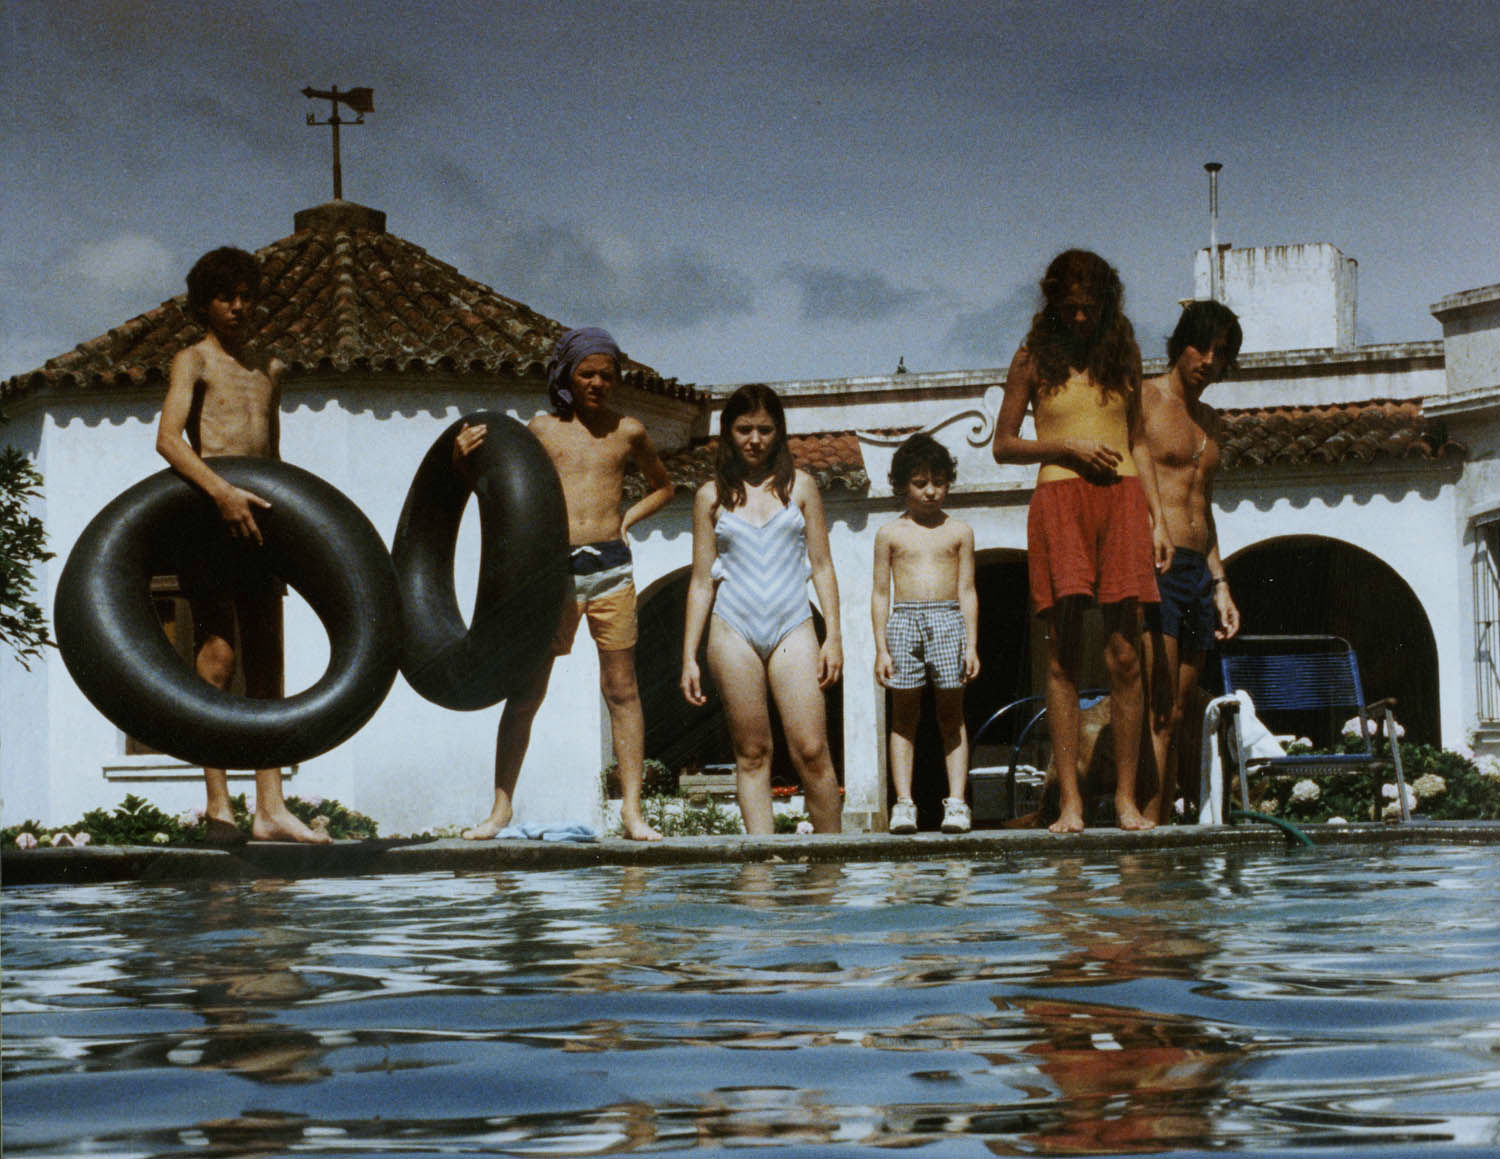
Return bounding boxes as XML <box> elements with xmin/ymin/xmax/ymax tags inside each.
<box><xmin>453</xmin><ymin>327</ymin><xmax>674</xmax><ymax>841</ymax></box>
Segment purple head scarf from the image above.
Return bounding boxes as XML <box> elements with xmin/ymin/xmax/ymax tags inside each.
<box><xmin>547</xmin><ymin>327</ymin><xmax>621</xmax><ymax>417</ymax></box>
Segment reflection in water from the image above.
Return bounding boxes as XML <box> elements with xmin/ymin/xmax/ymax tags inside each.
<box><xmin>3</xmin><ymin>847</ymin><xmax>1498</xmax><ymax>1156</ymax></box>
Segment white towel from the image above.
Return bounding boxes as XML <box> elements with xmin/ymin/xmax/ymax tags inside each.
<box><xmin>1198</xmin><ymin>690</ymin><xmax>1286</xmax><ymax>824</ymax></box>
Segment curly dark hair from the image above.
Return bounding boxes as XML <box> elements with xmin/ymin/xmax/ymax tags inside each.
<box><xmin>715</xmin><ymin>383</ymin><xmax>795</xmax><ymax>511</ymax></box>
<box><xmin>1167</xmin><ymin>299</ymin><xmax>1243</xmax><ymax>369</ymax></box>
<box><xmin>889</xmin><ymin>432</ymin><xmax>956</xmax><ymax>494</ymax></box>
<box><xmin>185</xmin><ymin>247</ymin><xmax>261</xmax><ymax>324</ymax></box>
<box><xmin>1022</xmin><ymin>249</ymin><xmax>1140</xmax><ymax>400</ymax></box>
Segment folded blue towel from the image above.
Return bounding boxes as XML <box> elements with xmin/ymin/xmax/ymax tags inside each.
<box><xmin>494</xmin><ymin>823</ymin><xmax>600</xmax><ymax>843</ymax></box>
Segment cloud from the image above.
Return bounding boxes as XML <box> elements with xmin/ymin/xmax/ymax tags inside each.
<box><xmin>62</xmin><ymin>233</ymin><xmax>178</xmax><ymax>295</ymax></box>
<box><xmin>779</xmin><ymin>263</ymin><xmax>927</xmax><ymax>322</ymax></box>
<box><xmin>946</xmin><ymin>280</ymin><xmax>1037</xmax><ymax>364</ymax></box>
<box><xmin>484</xmin><ymin>223</ymin><xmax>754</xmax><ymax>329</ymax></box>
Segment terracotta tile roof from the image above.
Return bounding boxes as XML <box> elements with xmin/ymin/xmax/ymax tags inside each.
<box><xmin>2</xmin><ymin>201</ymin><xmax>695</xmax><ymax>405</ymax></box>
<box><xmin>1217</xmin><ymin>398</ymin><xmax>1464</xmax><ymax>470</ymax></box>
<box><xmin>625</xmin><ymin>432</ymin><xmax>869</xmax><ymax>500</ymax></box>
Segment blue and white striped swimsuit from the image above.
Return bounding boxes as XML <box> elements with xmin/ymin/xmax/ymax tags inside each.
<box><xmin>711</xmin><ymin>503</ymin><xmax>812</xmax><ymax>661</ymax></box>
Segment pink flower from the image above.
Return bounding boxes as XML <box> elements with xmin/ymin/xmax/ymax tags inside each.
<box><xmin>15</xmin><ymin>832</ymin><xmax>38</xmax><ymax>850</ymax></box>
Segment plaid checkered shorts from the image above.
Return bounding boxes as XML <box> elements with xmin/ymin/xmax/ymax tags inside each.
<box><xmin>885</xmin><ymin>600</ymin><xmax>966</xmax><ymax>690</ymax></box>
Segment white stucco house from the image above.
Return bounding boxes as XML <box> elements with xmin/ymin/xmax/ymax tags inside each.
<box><xmin>3</xmin><ymin>202</ymin><xmax>1496</xmax><ymax>835</ymax></box>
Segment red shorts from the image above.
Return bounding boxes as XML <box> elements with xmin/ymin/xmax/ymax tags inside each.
<box><xmin>1027</xmin><ymin>476</ymin><xmax>1159</xmax><ymax>614</ymax></box>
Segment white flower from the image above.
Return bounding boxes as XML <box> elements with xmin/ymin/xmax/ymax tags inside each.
<box><xmin>1342</xmin><ymin>716</ymin><xmax>1371</xmax><ymax>738</ymax></box>
<box><xmin>1326</xmin><ymin>816</ymin><xmax>1348</xmax><ymax>826</ymax></box>
<box><xmin>1382</xmin><ymin>800</ymin><xmax>1406</xmax><ymax>820</ymax></box>
<box><xmin>151</xmin><ymin>832</ymin><xmax>170</xmax><ymax>845</ymax></box>
<box><xmin>49</xmin><ymin>832</ymin><xmax>74</xmax><ymax>847</ymax></box>
<box><xmin>795</xmin><ymin>820</ymin><xmax>814</xmax><ymax>835</ymax></box>
<box><xmin>15</xmin><ymin>832</ymin><xmax>38</xmax><ymax>850</ymax></box>
<box><xmin>1172</xmin><ymin>798</ymin><xmax>1185</xmax><ymax>816</ymax></box>
<box><xmin>1412</xmin><ymin>773</ymin><xmax>1446</xmax><ymax>800</ymax></box>
<box><xmin>72</xmin><ymin>832</ymin><xmax>91</xmax><ymax>847</ymax></box>
<box><xmin>1290</xmin><ymin>779</ymin><xmax>1321</xmax><ymax>804</ymax></box>
<box><xmin>1261</xmin><ymin>798</ymin><xmax>1279</xmax><ymax>814</ymax></box>
<box><xmin>1380</xmin><ymin>784</ymin><xmax>1417</xmax><ymax>813</ymax></box>
<box><xmin>1380</xmin><ymin>717</ymin><xmax>1406</xmax><ymax>739</ymax></box>
<box><xmin>1294</xmin><ymin>738</ymin><xmax>1314</xmax><ymax>750</ymax></box>
<box><xmin>1475</xmin><ymin>755</ymin><xmax>1500</xmax><ymax>783</ymax></box>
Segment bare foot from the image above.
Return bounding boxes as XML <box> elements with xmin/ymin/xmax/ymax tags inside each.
<box><xmin>620</xmin><ymin>810</ymin><xmax>663</xmax><ymax>842</ymax></box>
<box><xmin>1116</xmin><ymin>801</ymin><xmax>1157</xmax><ymax>831</ymax></box>
<box><xmin>1049</xmin><ymin>808</ymin><xmax>1085</xmax><ymax>835</ymax></box>
<box><xmin>461</xmin><ymin>815</ymin><xmax>510</xmax><ymax>841</ymax></box>
<box><xmin>252</xmin><ymin>809</ymin><xmax>333</xmax><ymax>844</ymax></box>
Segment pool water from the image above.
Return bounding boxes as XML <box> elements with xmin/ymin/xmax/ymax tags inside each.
<box><xmin>4</xmin><ymin>845</ymin><xmax>1498</xmax><ymax>1156</ymax></box>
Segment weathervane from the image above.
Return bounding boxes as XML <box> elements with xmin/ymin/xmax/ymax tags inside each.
<box><xmin>302</xmin><ymin>85</ymin><xmax>374</xmax><ymax>201</ymax></box>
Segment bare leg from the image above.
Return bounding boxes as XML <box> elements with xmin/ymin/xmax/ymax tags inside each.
<box><xmin>193</xmin><ymin>628</ymin><xmax>239</xmax><ymax>827</ymax></box>
<box><xmin>1044</xmin><ymin>599</ymin><xmax>1087</xmax><ymax>834</ymax></box>
<box><xmin>599</xmin><ymin>647</ymin><xmax>661</xmax><ymax>841</ymax></box>
<box><xmin>934</xmin><ymin>686</ymin><xmax>969</xmax><ymax>800</ymax></box>
<box><xmin>887</xmin><ymin>688</ymin><xmax>921</xmax><ymax>804</ymax></box>
<box><xmin>1143</xmin><ymin>628</ymin><xmax>1179</xmax><ymax>823</ymax></box>
<box><xmin>767</xmin><ymin>622</ymin><xmax>842</xmax><ymax>833</ymax></box>
<box><xmin>464</xmin><ymin>658</ymin><xmax>554</xmax><ymax>839</ymax></box>
<box><xmin>238</xmin><ymin>596</ymin><xmax>329</xmax><ymax>844</ymax></box>
<box><xmin>1170</xmin><ymin>650</ymin><xmax>1207</xmax><ymax>820</ymax></box>
<box><xmin>1102</xmin><ymin>600</ymin><xmax>1154</xmax><ymax>832</ymax></box>
<box><xmin>707</xmin><ymin>619</ymin><xmax>777</xmax><ymax>834</ymax></box>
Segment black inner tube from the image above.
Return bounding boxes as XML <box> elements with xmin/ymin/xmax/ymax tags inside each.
<box><xmin>391</xmin><ymin>412</ymin><xmax>571</xmax><ymax>711</ymax></box>
<box><xmin>54</xmin><ymin>458</ymin><xmax>402</xmax><ymax>770</ymax></box>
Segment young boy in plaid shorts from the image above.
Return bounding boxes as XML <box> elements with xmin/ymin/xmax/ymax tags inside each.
<box><xmin>872</xmin><ymin>433</ymin><xmax>980</xmax><ymax>833</ymax></box>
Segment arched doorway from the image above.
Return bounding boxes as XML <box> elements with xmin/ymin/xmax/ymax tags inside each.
<box><xmin>636</xmin><ymin>569</ymin><xmax>844</xmax><ymax>787</ymax></box>
<box><xmin>895</xmin><ymin>549</ymin><xmax>1032</xmax><ymax>828</ymax></box>
<box><xmin>1224</xmin><ymin>536</ymin><xmax>1440</xmax><ymax>745</ymax></box>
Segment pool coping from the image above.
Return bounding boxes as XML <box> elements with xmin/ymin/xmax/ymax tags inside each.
<box><xmin>4</xmin><ymin>820</ymin><xmax>1498</xmax><ymax>887</ymax></box>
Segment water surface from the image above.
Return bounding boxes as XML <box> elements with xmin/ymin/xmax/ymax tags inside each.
<box><xmin>4</xmin><ymin>844</ymin><xmax>1498</xmax><ymax>1156</ymax></box>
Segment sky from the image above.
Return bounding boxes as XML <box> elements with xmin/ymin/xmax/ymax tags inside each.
<box><xmin>2</xmin><ymin>0</ymin><xmax>1496</xmax><ymax>388</ymax></box>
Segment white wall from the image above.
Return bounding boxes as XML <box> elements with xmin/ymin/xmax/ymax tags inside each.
<box><xmin>1195</xmin><ymin>243</ymin><xmax>1358</xmax><ymax>352</ymax></box>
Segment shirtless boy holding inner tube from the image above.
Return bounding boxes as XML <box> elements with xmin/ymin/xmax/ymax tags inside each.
<box><xmin>455</xmin><ymin>327</ymin><xmax>674</xmax><ymax>842</ymax></box>
<box><xmin>155</xmin><ymin>246</ymin><xmax>329</xmax><ymax>844</ymax></box>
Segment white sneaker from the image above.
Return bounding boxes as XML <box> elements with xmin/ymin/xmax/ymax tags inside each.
<box><xmin>941</xmin><ymin>798</ymin><xmax>972</xmax><ymax>834</ymax></box>
<box><xmin>889</xmin><ymin>798</ymin><xmax>918</xmax><ymax>834</ymax></box>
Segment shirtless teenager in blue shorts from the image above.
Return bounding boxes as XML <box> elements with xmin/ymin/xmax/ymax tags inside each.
<box><xmin>1140</xmin><ymin>300</ymin><xmax>1244</xmax><ymax>822</ymax></box>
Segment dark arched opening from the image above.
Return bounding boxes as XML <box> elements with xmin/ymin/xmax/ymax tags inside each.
<box><xmin>894</xmin><ymin>549</ymin><xmax>1032</xmax><ymax>829</ymax></box>
<box><xmin>636</xmin><ymin>569</ymin><xmax>844</xmax><ymax>788</ymax></box>
<box><xmin>1224</xmin><ymin>535</ymin><xmax>1440</xmax><ymax>745</ymax></box>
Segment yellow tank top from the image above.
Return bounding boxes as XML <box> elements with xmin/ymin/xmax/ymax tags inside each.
<box><xmin>1034</xmin><ymin>369</ymin><xmax>1136</xmax><ymax>483</ymax></box>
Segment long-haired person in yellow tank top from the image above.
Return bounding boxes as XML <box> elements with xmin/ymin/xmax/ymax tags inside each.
<box><xmin>992</xmin><ymin>250</ymin><xmax>1172</xmax><ymax>833</ymax></box>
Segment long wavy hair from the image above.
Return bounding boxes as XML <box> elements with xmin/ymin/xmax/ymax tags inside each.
<box><xmin>1022</xmin><ymin>250</ymin><xmax>1140</xmax><ymax>400</ymax></box>
<box><xmin>714</xmin><ymin>383</ymin><xmax>795</xmax><ymax>511</ymax></box>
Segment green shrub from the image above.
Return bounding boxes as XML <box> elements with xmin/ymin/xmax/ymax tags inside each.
<box><xmin>4</xmin><ymin>792</ymin><xmax>380</xmax><ymax>846</ymax></box>
<box><xmin>638</xmin><ymin>794</ymin><xmax>745</xmax><ymax>836</ymax></box>
<box><xmin>600</xmin><ymin>758</ymin><xmax>677</xmax><ymax>799</ymax></box>
<box><xmin>774</xmin><ymin>810</ymin><xmax>811</xmax><ymax>834</ymax></box>
<box><xmin>1250</xmin><ymin>740</ymin><xmax>1500</xmax><ymax>822</ymax></box>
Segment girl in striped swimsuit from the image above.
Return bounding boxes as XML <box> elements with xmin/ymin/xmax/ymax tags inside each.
<box><xmin>681</xmin><ymin>384</ymin><xmax>844</xmax><ymax>834</ymax></box>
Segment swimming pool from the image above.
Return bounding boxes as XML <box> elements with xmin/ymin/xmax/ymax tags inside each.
<box><xmin>4</xmin><ymin>844</ymin><xmax>1498</xmax><ymax>1156</ymax></box>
